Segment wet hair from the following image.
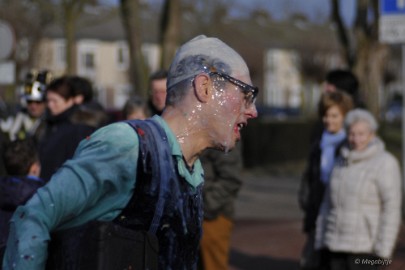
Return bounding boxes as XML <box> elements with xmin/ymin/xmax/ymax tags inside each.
<box><xmin>46</xmin><ymin>76</ymin><xmax>76</xmax><ymax>101</ymax></box>
<box><xmin>166</xmin><ymin>54</ymin><xmax>230</xmax><ymax>106</ymax></box>
<box><xmin>68</xmin><ymin>76</ymin><xmax>94</xmax><ymax>103</ymax></box>
<box><xmin>345</xmin><ymin>109</ymin><xmax>378</xmax><ymax>132</ymax></box>
<box><xmin>122</xmin><ymin>96</ymin><xmax>149</xmax><ymax>119</ymax></box>
<box><xmin>318</xmin><ymin>91</ymin><xmax>354</xmax><ymax>118</ymax></box>
<box><xmin>3</xmin><ymin>139</ymin><xmax>38</xmax><ymax>176</ymax></box>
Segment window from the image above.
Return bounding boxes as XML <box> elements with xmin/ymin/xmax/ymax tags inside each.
<box><xmin>54</xmin><ymin>40</ymin><xmax>66</xmax><ymax>69</ymax></box>
<box><xmin>84</xmin><ymin>52</ymin><xmax>95</xmax><ymax>69</ymax></box>
<box><xmin>77</xmin><ymin>40</ymin><xmax>99</xmax><ymax>78</ymax></box>
<box><xmin>116</xmin><ymin>42</ymin><xmax>129</xmax><ymax>70</ymax></box>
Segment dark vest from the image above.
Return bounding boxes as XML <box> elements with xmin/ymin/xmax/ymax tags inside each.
<box><xmin>47</xmin><ymin>119</ymin><xmax>203</xmax><ymax>270</ymax></box>
<box><xmin>121</xmin><ymin>119</ymin><xmax>203</xmax><ymax>270</ymax></box>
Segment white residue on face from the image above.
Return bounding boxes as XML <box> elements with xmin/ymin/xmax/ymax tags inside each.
<box><xmin>175</xmin><ymin>76</ymin><xmax>246</xmax><ymax>153</ymax></box>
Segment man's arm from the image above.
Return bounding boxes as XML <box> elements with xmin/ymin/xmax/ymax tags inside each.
<box><xmin>3</xmin><ymin>122</ymin><xmax>139</xmax><ymax>270</ymax></box>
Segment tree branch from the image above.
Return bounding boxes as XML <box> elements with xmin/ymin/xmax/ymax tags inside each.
<box><xmin>331</xmin><ymin>0</ymin><xmax>354</xmax><ymax>67</ymax></box>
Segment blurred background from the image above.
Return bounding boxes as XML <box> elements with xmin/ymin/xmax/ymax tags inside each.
<box><xmin>0</xmin><ymin>1</ymin><xmax>405</xmax><ymax>269</ymax></box>
<box><xmin>0</xmin><ymin>0</ymin><xmax>402</xmax><ymax>168</ymax></box>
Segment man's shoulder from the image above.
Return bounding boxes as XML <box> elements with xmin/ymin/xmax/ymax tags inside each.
<box><xmin>76</xmin><ymin>121</ymin><xmax>139</xmax><ymax>154</ymax></box>
<box><xmin>93</xmin><ymin>121</ymin><xmax>136</xmax><ymax>138</ymax></box>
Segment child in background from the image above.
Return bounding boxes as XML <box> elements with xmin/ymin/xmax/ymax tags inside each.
<box><xmin>0</xmin><ymin>139</ymin><xmax>45</xmax><ymax>259</ymax></box>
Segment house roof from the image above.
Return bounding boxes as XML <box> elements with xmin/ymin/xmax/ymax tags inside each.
<box><xmin>44</xmin><ymin>7</ymin><xmax>159</xmax><ymax>43</ymax></box>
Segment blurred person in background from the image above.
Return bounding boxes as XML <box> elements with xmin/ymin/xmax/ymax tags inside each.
<box><xmin>148</xmin><ymin>69</ymin><xmax>168</xmax><ymax>116</ymax></box>
<box><xmin>323</xmin><ymin>69</ymin><xmax>363</xmax><ymax>108</ymax></box>
<box><xmin>122</xmin><ymin>95</ymin><xmax>149</xmax><ymax>120</ymax></box>
<box><xmin>4</xmin><ymin>70</ymin><xmax>50</xmax><ymax>143</ymax></box>
<box><xmin>315</xmin><ymin>109</ymin><xmax>401</xmax><ymax>270</ymax></box>
<box><xmin>0</xmin><ymin>70</ymin><xmax>50</xmax><ymax>177</ymax></box>
<box><xmin>68</xmin><ymin>75</ymin><xmax>109</xmax><ymax>128</ymax></box>
<box><xmin>39</xmin><ymin>76</ymin><xmax>95</xmax><ymax>181</ymax></box>
<box><xmin>299</xmin><ymin>91</ymin><xmax>354</xmax><ymax>270</ymax></box>
<box><xmin>0</xmin><ymin>139</ymin><xmax>45</xmax><ymax>261</ymax></box>
<box><xmin>310</xmin><ymin>69</ymin><xmax>363</xmax><ymax>145</ymax></box>
<box><xmin>199</xmin><ymin>145</ymin><xmax>244</xmax><ymax>270</ymax></box>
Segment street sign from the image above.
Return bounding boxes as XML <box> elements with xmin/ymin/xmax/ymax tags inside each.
<box><xmin>380</xmin><ymin>0</ymin><xmax>405</xmax><ymax>43</ymax></box>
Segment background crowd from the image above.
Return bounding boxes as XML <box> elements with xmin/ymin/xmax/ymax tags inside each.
<box><xmin>0</xmin><ymin>65</ymin><xmax>403</xmax><ymax>270</ymax></box>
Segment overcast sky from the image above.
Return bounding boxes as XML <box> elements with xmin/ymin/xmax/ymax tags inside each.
<box><xmin>99</xmin><ymin>0</ymin><xmax>356</xmax><ymax>25</ymax></box>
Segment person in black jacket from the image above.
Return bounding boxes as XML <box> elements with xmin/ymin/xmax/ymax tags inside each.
<box><xmin>0</xmin><ymin>139</ymin><xmax>45</xmax><ymax>260</ymax></box>
<box><xmin>68</xmin><ymin>75</ymin><xmax>109</xmax><ymax>128</ymax></box>
<box><xmin>38</xmin><ymin>76</ymin><xmax>95</xmax><ymax>181</ymax></box>
<box><xmin>299</xmin><ymin>91</ymin><xmax>354</xmax><ymax>270</ymax></box>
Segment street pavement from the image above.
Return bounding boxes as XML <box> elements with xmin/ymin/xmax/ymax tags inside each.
<box><xmin>228</xmin><ymin>168</ymin><xmax>405</xmax><ymax>270</ymax></box>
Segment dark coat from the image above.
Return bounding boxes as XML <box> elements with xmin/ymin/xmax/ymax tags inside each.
<box><xmin>39</xmin><ymin>106</ymin><xmax>95</xmax><ymax>181</ymax></box>
<box><xmin>298</xmin><ymin>131</ymin><xmax>345</xmax><ymax>233</ymax></box>
<box><xmin>0</xmin><ymin>175</ymin><xmax>45</xmax><ymax>247</ymax></box>
<box><xmin>200</xmin><ymin>145</ymin><xmax>243</xmax><ymax>220</ymax></box>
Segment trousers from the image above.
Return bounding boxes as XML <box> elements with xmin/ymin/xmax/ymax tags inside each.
<box><xmin>200</xmin><ymin>215</ymin><xmax>233</xmax><ymax>270</ymax></box>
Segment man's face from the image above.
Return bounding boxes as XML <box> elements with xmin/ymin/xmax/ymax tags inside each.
<box><xmin>208</xmin><ymin>74</ymin><xmax>258</xmax><ymax>152</ymax></box>
<box><xmin>150</xmin><ymin>78</ymin><xmax>167</xmax><ymax>113</ymax></box>
<box><xmin>26</xmin><ymin>100</ymin><xmax>46</xmax><ymax>118</ymax></box>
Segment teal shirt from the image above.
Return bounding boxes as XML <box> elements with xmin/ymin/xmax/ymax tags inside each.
<box><xmin>3</xmin><ymin>116</ymin><xmax>204</xmax><ymax>270</ymax></box>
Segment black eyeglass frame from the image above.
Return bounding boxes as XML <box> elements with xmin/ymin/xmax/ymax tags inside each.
<box><xmin>208</xmin><ymin>71</ymin><xmax>259</xmax><ymax>104</ymax></box>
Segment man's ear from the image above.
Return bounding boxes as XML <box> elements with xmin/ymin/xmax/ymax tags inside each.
<box><xmin>194</xmin><ymin>74</ymin><xmax>211</xmax><ymax>103</ymax></box>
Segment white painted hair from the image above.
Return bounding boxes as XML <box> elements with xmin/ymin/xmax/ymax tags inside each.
<box><xmin>345</xmin><ymin>108</ymin><xmax>378</xmax><ymax>132</ymax></box>
<box><xmin>167</xmin><ymin>35</ymin><xmax>249</xmax><ymax>89</ymax></box>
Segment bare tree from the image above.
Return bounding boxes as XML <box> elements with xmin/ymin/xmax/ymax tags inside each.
<box><xmin>120</xmin><ymin>0</ymin><xmax>148</xmax><ymax>98</ymax></box>
<box><xmin>159</xmin><ymin>0</ymin><xmax>181</xmax><ymax>70</ymax></box>
<box><xmin>59</xmin><ymin>0</ymin><xmax>98</xmax><ymax>75</ymax></box>
<box><xmin>182</xmin><ymin>0</ymin><xmax>229</xmax><ymax>36</ymax></box>
<box><xmin>331</xmin><ymin>0</ymin><xmax>389</xmax><ymax>116</ymax></box>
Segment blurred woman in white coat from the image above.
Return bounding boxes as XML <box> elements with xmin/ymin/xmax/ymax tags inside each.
<box><xmin>316</xmin><ymin>109</ymin><xmax>402</xmax><ymax>270</ymax></box>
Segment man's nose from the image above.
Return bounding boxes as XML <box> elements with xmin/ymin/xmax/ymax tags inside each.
<box><xmin>246</xmin><ymin>104</ymin><xmax>258</xmax><ymax>119</ymax></box>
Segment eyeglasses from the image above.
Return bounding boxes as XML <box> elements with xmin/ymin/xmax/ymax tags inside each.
<box><xmin>209</xmin><ymin>71</ymin><xmax>259</xmax><ymax>105</ymax></box>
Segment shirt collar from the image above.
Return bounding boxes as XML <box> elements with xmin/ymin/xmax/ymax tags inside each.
<box><xmin>152</xmin><ymin>115</ymin><xmax>204</xmax><ymax>188</ymax></box>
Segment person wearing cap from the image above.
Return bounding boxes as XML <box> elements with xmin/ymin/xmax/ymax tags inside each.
<box><xmin>2</xmin><ymin>35</ymin><xmax>258</xmax><ymax>270</ymax></box>
<box><xmin>6</xmin><ymin>71</ymin><xmax>49</xmax><ymax>142</ymax></box>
